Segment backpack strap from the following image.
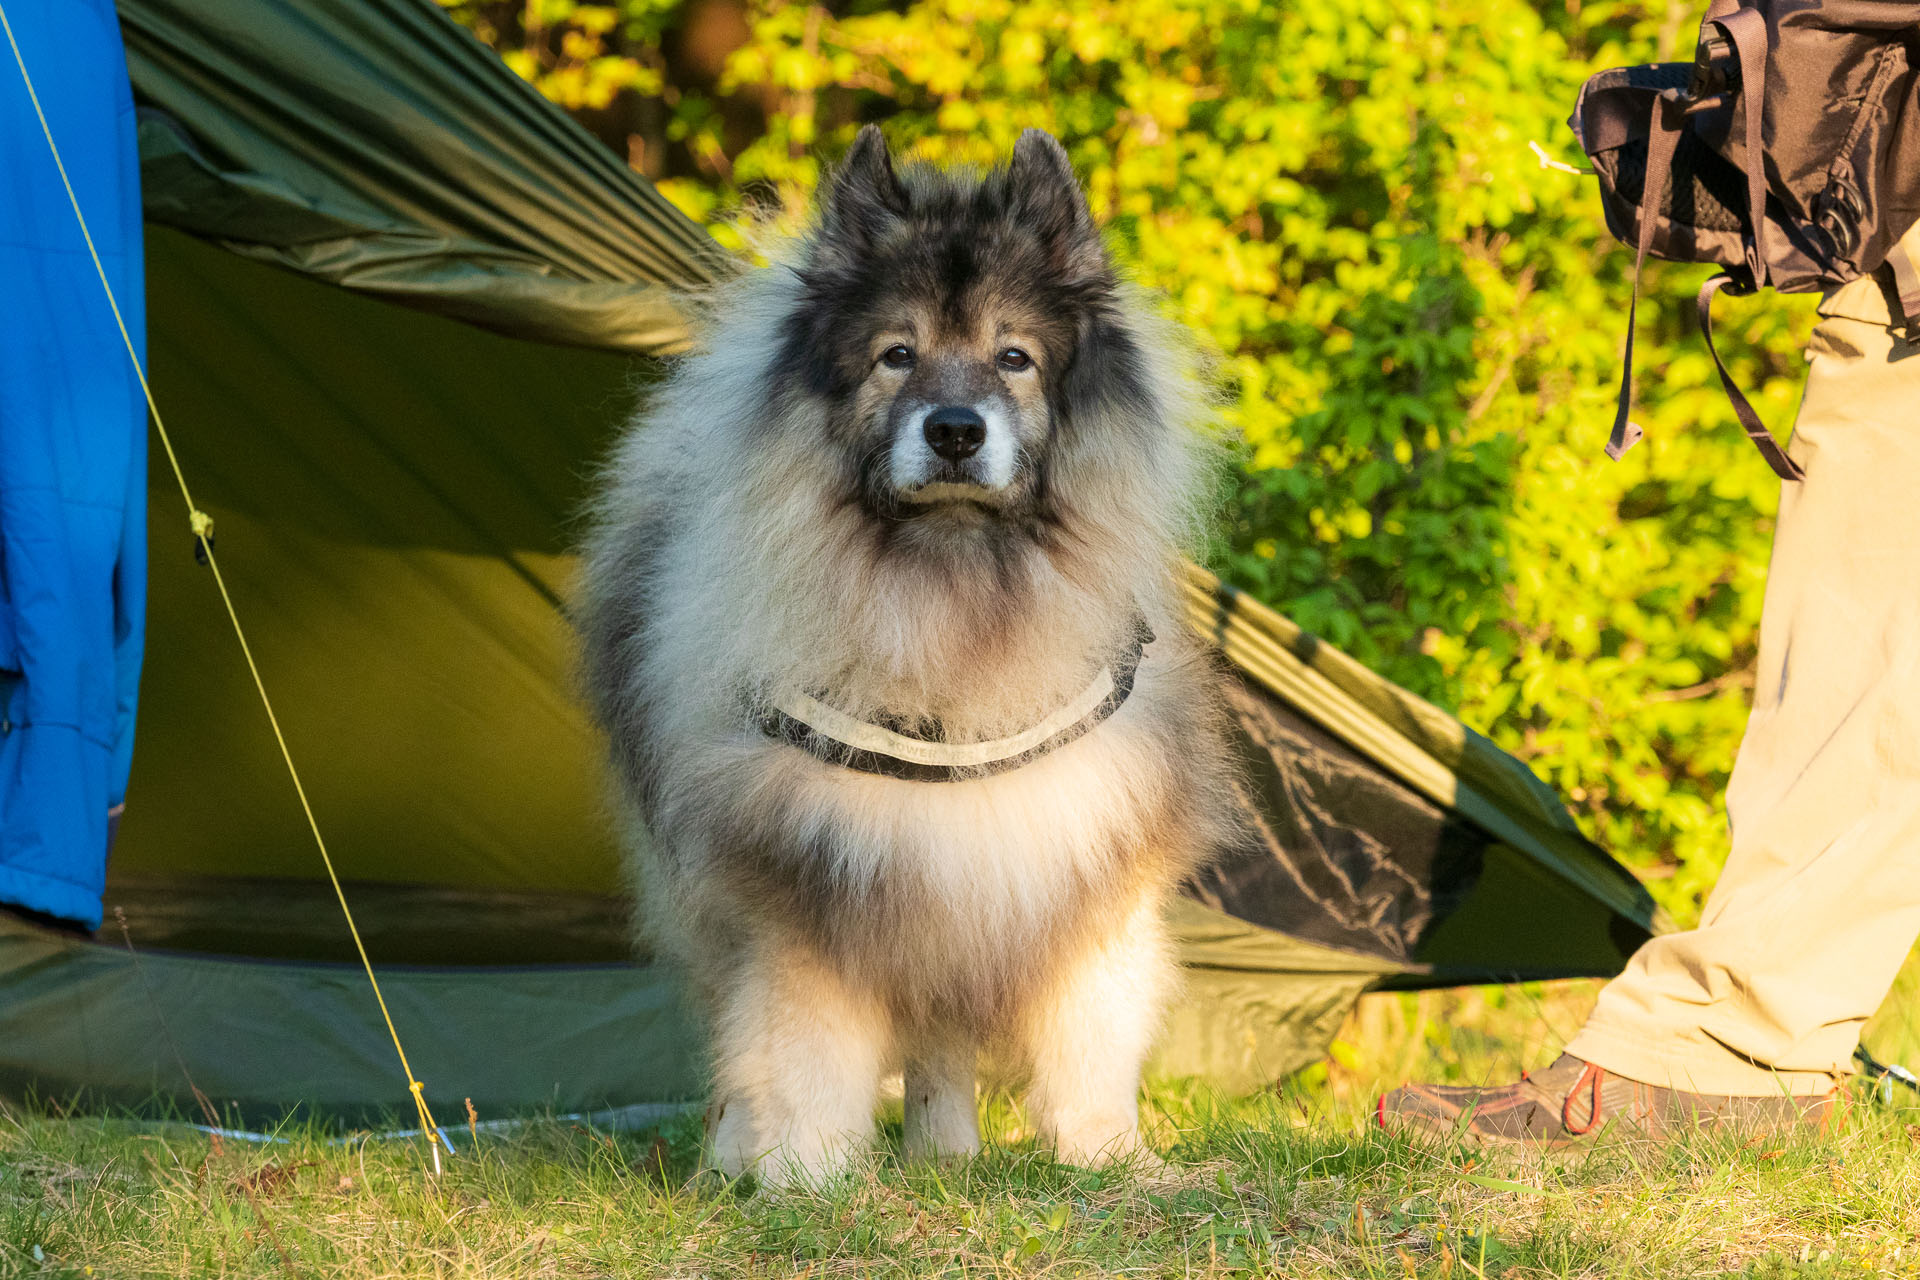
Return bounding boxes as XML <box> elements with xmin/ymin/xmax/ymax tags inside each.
<box><xmin>1609</xmin><ymin>4</ymin><xmax>1798</xmax><ymax>479</ymax></box>
<box><xmin>1605</xmin><ymin>90</ymin><xmax>1686</xmax><ymax>461</ymax></box>
<box><xmin>1701</xmin><ymin>7</ymin><xmax>1801</xmax><ymax>480</ymax></box>
<box><xmin>1697</xmin><ymin>273</ymin><xmax>1804</xmax><ymax>481</ymax></box>
<box><xmin>1714</xmin><ymin>6</ymin><xmax>1770</xmax><ymax>285</ymax></box>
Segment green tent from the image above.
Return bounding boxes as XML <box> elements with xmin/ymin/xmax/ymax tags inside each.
<box><xmin>0</xmin><ymin>0</ymin><xmax>1661</xmax><ymax>1125</ymax></box>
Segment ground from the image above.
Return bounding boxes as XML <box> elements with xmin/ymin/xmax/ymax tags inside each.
<box><xmin>8</xmin><ymin>959</ymin><xmax>1920</xmax><ymax>1280</ymax></box>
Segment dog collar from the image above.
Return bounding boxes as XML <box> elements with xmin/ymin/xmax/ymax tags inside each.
<box><xmin>760</xmin><ymin>618</ymin><xmax>1152</xmax><ymax>782</ymax></box>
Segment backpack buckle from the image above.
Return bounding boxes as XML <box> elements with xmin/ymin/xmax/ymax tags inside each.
<box><xmin>1688</xmin><ymin>24</ymin><xmax>1741</xmax><ymax>100</ymax></box>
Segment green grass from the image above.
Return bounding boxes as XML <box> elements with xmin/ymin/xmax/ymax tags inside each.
<box><xmin>9</xmin><ymin>964</ymin><xmax>1920</xmax><ymax>1279</ymax></box>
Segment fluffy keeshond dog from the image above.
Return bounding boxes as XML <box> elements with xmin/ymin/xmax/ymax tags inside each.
<box><xmin>581</xmin><ymin>125</ymin><xmax>1235</xmax><ymax>1187</ymax></box>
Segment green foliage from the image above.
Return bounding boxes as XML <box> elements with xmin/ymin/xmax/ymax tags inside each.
<box><xmin>436</xmin><ymin>1</ymin><xmax>680</xmax><ymax>109</ymax></box>
<box><xmin>444</xmin><ymin>0</ymin><xmax>1822</xmax><ymax>921</ymax></box>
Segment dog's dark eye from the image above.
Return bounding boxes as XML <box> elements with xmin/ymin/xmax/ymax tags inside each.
<box><xmin>997</xmin><ymin>347</ymin><xmax>1032</xmax><ymax>371</ymax></box>
<box><xmin>880</xmin><ymin>345</ymin><xmax>915</xmax><ymax>369</ymax></box>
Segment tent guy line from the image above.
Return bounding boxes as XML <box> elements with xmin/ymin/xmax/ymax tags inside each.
<box><xmin>0</xmin><ymin>0</ymin><xmax>453</xmax><ymax>1166</ymax></box>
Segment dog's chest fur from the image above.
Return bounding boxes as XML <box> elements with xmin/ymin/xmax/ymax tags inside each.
<box><xmin>686</xmin><ymin>661</ymin><xmax>1195</xmax><ymax>1028</ymax></box>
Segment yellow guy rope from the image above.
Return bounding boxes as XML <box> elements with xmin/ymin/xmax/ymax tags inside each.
<box><xmin>0</xmin><ymin>2</ymin><xmax>450</xmax><ymax>1167</ymax></box>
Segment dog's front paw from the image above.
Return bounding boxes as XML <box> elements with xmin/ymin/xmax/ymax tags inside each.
<box><xmin>705</xmin><ymin>1093</ymin><xmax>761</xmax><ymax>1181</ymax></box>
<box><xmin>1050</xmin><ymin>1125</ymin><xmax>1167</xmax><ymax>1176</ymax></box>
<box><xmin>707</xmin><ymin>1102</ymin><xmax>871</xmax><ymax>1192</ymax></box>
<box><xmin>742</xmin><ymin>1141</ymin><xmax>871</xmax><ymax>1193</ymax></box>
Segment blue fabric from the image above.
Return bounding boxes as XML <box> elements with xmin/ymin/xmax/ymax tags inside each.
<box><xmin>0</xmin><ymin>0</ymin><xmax>147</xmax><ymax>929</ymax></box>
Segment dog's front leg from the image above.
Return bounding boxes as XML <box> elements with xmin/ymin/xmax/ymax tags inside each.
<box><xmin>901</xmin><ymin>1026</ymin><xmax>980</xmax><ymax>1162</ymax></box>
<box><xmin>709</xmin><ymin>940</ymin><xmax>891</xmax><ymax>1189</ymax></box>
<box><xmin>1017</xmin><ymin>895</ymin><xmax>1172</xmax><ymax>1168</ymax></box>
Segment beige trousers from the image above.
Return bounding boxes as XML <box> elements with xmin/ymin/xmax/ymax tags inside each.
<box><xmin>1565</xmin><ymin>240</ymin><xmax>1920</xmax><ymax>1097</ymax></box>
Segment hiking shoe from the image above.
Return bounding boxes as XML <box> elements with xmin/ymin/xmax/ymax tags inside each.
<box><xmin>1376</xmin><ymin>1054</ymin><xmax>1840</xmax><ymax>1148</ymax></box>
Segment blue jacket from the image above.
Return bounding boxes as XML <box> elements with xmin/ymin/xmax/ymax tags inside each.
<box><xmin>0</xmin><ymin>0</ymin><xmax>146</xmax><ymax>929</ymax></box>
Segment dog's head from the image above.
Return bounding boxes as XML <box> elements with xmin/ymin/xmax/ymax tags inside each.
<box><xmin>774</xmin><ymin>126</ymin><xmax>1153</xmax><ymax>541</ymax></box>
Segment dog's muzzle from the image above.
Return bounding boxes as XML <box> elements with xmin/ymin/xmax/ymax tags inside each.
<box><xmin>891</xmin><ymin>402</ymin><xmax>1016</xmax><ymax>501</ymax></box>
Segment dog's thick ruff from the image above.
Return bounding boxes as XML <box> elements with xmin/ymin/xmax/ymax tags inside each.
<box><xmin>580</xmin><ymin>127</ymin><xmax>1235</xmax><ymax>1187</ymax></box>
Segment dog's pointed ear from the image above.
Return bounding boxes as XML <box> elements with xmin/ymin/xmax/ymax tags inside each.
<box><xmin>1007</xmin><ymin>129</ymin><xmax>1101</xmax><ymax>275</ymax></box>
<box><xmin>820</xmin><ymin>125</ymin><xmax>909</xmax><ymax>256</ymax></box>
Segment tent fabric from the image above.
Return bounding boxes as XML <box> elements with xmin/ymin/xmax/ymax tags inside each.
<box><xmin>0</xmin><ymin>0</ymin><xmax>148</xmax><ymax>930</ymax></box>
<box><xmin>115</xmin><ymin>225</ymin><xmax>637</xmax><ymax>895</ymax></box>
<box><xmin>1186</xmin><ymin>569</ymin><xmax>1666</xmax><ymax>981</ymax></box>
<box><xmin>118</xmin><ymin>0</ymin><xmax>727</xmax><ymax>354</ymax></box>
<box><xmin>0</xmin><ymin>0</ymin><xmax>1663</xmax><ymax>1118</ymax></box>
<box><xmin>0</xmin><ymin>891</ymin><xmax>1376</xmax><ymax>1120</ymax></box>
<box><xmin>1190</xmin><ymin>570</ymin><xmax>1663</xmax><ymax>932</ymax></box>
<box><xmin>0</xmin><ymin>903</ymin><xmax>702</xmax><ymax>1125</ymax></box>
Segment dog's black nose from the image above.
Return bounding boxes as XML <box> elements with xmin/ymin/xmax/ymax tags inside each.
<box><xmin>924</xmin><ymin>406</ymin><xmax>986</xmax><ymax>462</ymax></box>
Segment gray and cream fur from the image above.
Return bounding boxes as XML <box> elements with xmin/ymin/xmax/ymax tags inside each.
<box><xmin>580</xmin><ymin>126</ymin><xmax>1236</xmax><ymax>1186</ymax></box>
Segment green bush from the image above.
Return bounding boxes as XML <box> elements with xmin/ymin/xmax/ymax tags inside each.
<box><xmin>444</xmin><ymin>0</ymin><xmax>1821</xmax><ymax>921</ymax></box>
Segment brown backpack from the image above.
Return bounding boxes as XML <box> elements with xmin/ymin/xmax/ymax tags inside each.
<box><xmin>1570</xmin><ymin>0</ymin><xmax>1920</xmax><ymax>480</ymax></box>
